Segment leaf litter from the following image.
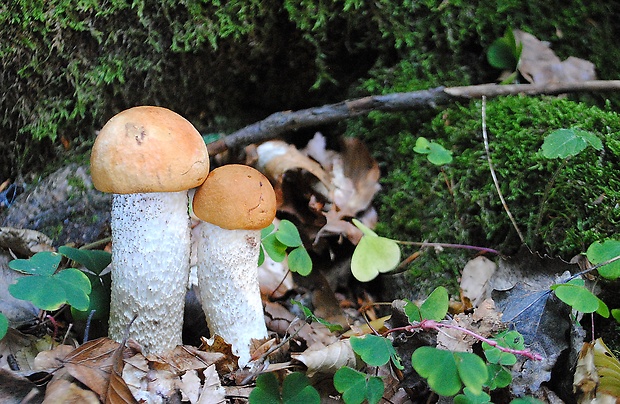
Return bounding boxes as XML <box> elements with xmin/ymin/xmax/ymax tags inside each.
<box><xmin>0</xmin><ymin>57</ymin><xmax>616</xmax><ymax>402</ymax></box>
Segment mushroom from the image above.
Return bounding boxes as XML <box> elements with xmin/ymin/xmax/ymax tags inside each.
<box><xmin>192</xmin><ymin>164</ymin><xmax>276</xmax><ymax>366</ymax></box>
<box><xmin>90</xmin><ymin>106</ymin><xmax>209</xmax><ymax>354</ymax></box>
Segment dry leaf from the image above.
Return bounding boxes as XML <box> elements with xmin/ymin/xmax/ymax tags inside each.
<box><xmin>122</xmin><ymin>353</ymin><xmax>177</xmax><ymax>403</ymax></box>
<box><xmin>436</xmin><ymin>299</ymin><xmax>503</xmax><ymax>352</ymax></box>
<box><xmin>0</xmin><ymin>367</ymin><xmax>45</xmax><ymax>403</ymax></box>
<box><xmin>291</xmin><ymin>339</ymin><xmax>359</xmax><ymax>377</ymax></box>
<box><xmin>196</xmin><ymin>364</ymin><xmax>226</xmax><ymax>404</ymax></box>
<box><xmin>256</xmin><ymin>140</ymin><xmax>333</xmax><ymax>192</ymax></box>
<box><xmin>0</xmin><ymin>227</ymin><xmax>54</xmax><ymax>256</ymax></box>
<box><xmin>179</xmin><ymin>369</ymin><xmax>202</xmax><ymax>403</ymax></box>
<box><xmin>264</xmin><ymin>301</ymin><xmax>338</xmax><ymax>348</ymax></box>
<box><xmin>254</xmin><ymin>134</ymin><xmax>381</xmax><ymax>246</ymax></box>
<box><xmin>460</xmin><ymin>256</ymin><xmax>497</xmax><ymax>309</ymax></box>
<box><xmin>62</xmin><ymin>338</ymin><xmax>120</xmax><ymax>398</ymax></box>
<box><xmin>0</xmin><ymin>328</ymin><xmax>38</xmax><ymax>370</ymax></box>
<box><xmin>575</xmin><ymin>338</ymin><xmax>620</xmax><ymax>403</ymax></box>
<box><xmin>147</xmin><ymin>345</ymin><xmax>224</xmax><ymax>373</ymax></box>
<box><xmin>199</xmin><ymin>335</ymin><xmax>239</xmax><ymax>374</ymax></box>
<box><xmin>336</xmin><ymin>137</ymin><xmax>381</xmax><ymax>216</ymax></box>
<box><xmin>43</xmin><ymin>378</ymin><xmax>100</xmax><ymax>403</ymax></box>
<box><xmin>515</xmin><ymin>29</ymin><xmax>596</xmax><ymax>84</ymax></box>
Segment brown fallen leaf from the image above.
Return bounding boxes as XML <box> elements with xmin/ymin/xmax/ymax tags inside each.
<box><xmin>436</xmin><ymin>299</ymin><xmax>503</xmax><ymax>352</ymax></box>
<box><xmin>196</xmin><ymin>364</ymin><xmax>226</xmax><ymax>404</ymax></box>
<box><xmin>61</xmin><ymin>337</ymin><xmax>137</xmax><ymax>403</ymax></box>
<box><xmin>0</xmin><ymin>367</ymin><xmax>45</xmax><ymax>403</ymax></box>
<box><xmin>43</xmin><ymin>378</ymin><xmax>99</xmax><ymax>403</ymax></box>
<box><xmin>291</xmin><ymin>339</ymin><xmax>360</xmax><ymax>377</ymax></box>
<box><xmin>515</xmin><ymin>29</ymin><xmax>596</xmax><ymax>85</ymax></box>
<box><xmin>199</xmin><ymin>334</ymin><xmax>239</xmax><ymax>374</ymax></box>
<box><xmin>0</xmin><ymin>227</ymin><xmax>54</xmax><ymax>256</ymax></box>
<box><xmin>460</xmin><ymin>256</ymin><xmax>497</xmax><ymax>309</ymax></box>
<box><xmin>574</xmin><ymin>338</ymin><xmax>620</xmax><ymax>402</ymax></box>
<box><xmin>254</xmin><ymin>133</ymin><xmax>381</xmax><ymax>246</ymax></box>
<box><xmin>256</xmin><ymin>140</ymin><xmax>333</xmax><ymax>193</ymax></box>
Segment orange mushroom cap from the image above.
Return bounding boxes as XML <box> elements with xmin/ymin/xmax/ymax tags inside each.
<box><xmin>91</xmin><ymin>106</ymin><xmax>209</xmax><ymax>194</ymax></box>
<box><xmin>193</xmin><ymin>164</ymin><xmax>277</xmax><ymax>230</ymax></box>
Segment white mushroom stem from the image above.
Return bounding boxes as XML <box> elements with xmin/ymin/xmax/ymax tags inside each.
<box><xmin>194</xmin><ymin>221</ymin><xmax>268</xmax><ymax>366</ymax></box>
<box><xmin>109</xmin><ymin>191</ymin><xmax>190</xmax><ymax>354</ymax></box>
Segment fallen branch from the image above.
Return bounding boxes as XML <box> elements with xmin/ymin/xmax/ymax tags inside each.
<box><xmin>207</xmin><ymin>80</ymin><xmax>620</xmax><ymax>155</ymax></box>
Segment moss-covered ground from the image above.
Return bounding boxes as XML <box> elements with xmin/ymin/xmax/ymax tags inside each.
<box><xmin>350</xmin><ymin>96</ymin><xmax>620</xmax><ymax>294</ymax></box>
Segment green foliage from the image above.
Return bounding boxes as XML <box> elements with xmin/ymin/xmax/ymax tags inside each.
<box><xmin>9</xmin><ymin>251</ymin><xmax>91</xmax><ymax>311</ymax></box>
<box><xmin>454</xmin><ymin>387</ymin><xmax>492</xmax><ymax>404</ymax></box>
<box><xmin>59</xmin><ymin>246</ymin><xmax>112</xmax><ymax>321</ymax></box>
<box><xmin>333</xmin><ymin>366</ymin><xmax>384</xmax><ymax>404</ymax></box>
<box><xmin>413</xmin><ymin>137</ymin><xmax>453</xmax><ymax>165</ymax></box>
<box><xmin>7</xmin><ymin>247</ymin><xmax>111</xmax><ymax>316</ymax></box>
<box><xmin>404</xmin><ymin>286</ymin><xmax>449</xmax><ymax>322</ymax></box>
<box><xmin>412</xmin><ymin>347</ymin><xmax>489</xmax><ymax>397</ymax></box>
<box><xmin>349</xmin><ymin>334</ymin><xmax>403</xmax><ymax>369</ymax></box>
<box><xmin>540</xmin><ymin>128</ymin><xmax>603</xmax><ymax>159</ymax></box>
<box><xmin>551</xmin><ymin>278</ymin><xmax>608</xmax><ymax>316</ymax></box>
<box><xmin>290</xmin><ymin>300</ymin><xmax>343</xmax><ymax>332</ymax></box>
<box><xmin>357</xmin><ymin>96</ymin><xmax>620</xmax><ymax>269</ymax></box>
<box><xmin>249</xmin><ymin>372</ymin><xmax>319</xmax><ymax>404</ymax></box>
<box><xmin>486</xmin><ymin>27</ymin><xmax>522</xmax><ymax>84</ymax></box>
<box><xmin>260</xmin><ymin>220</ymin><xmax>312</xmax><ymax>276</ymax></box>
<box><xmin>0</xmin><ymin>313</ymin><xmax>8</xmax><ymax>340</ymax></box>
<box><xmin>58</xmin><ymin>246</ymin><xmax>111</xmax><ymax>273</ymax></box>
<box><xmin>484</xmin><ymin>363</ymin><xmax>512</xmax><ymax>390</ymax></box>
<box><xmin>482</xmin><ymin>330</ymin><xmax>522</xmax><ymax>366</ymax></box>
<box><xmin>350</xmin><ymin>219</ymin><xmax>401</xmax><ymax>282</ymax></box>
<box><xmin>587</xmin><ymin>239</ymin><xmax>620</xmax><ymax>279</ymax></box>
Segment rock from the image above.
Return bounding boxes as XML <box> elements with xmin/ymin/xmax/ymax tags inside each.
<box><xmin>0</xmin><ymin>164</ymin><xmax>111</xmax><ymax>247</ymax></box>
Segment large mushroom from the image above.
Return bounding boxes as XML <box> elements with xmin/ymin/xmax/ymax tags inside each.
<box><xmin>90</xmin><ymin>106</ymin><xmax>209</xmax><ymax>354</ymax></box>
<box><xmin>192</xmin><ymin>164</ymin><xmax>276</xmax><ymax>366</ymax></box>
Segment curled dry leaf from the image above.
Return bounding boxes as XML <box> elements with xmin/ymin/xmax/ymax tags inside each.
<box><xmin>199</xmin><ymin>335</ymin><xmax>239</xmax><ymax>374</ymax></box>
<box><xmin>460</xmin><ymin>256</ymin><xmax>497</xmax><ymax>309</ymax></box>
<box><xmin>256</xmin><ymin>140</ymin><xmax>333</xmax><ymax>191</ymax></box>
<box><xmin>264</xmin><ymin>301</ymin><xmax>338</xmax><ymax>349</ymax></box>
<box><xmin>291</xmin><ymin>339</ymin><xmax>360</xmax><ymax>377</ymax></box>
<box><xmin>196</xmin><ymin>364</ymin><xmax>226</xmax><ymax>404</ymax></box>
<box><xmin>0</xmin><ymin>227</ymin><xmax>54</xmax><ymax>256</ymax></box>
<box><xmin>574</xmin><ymin>338</ymin><xmax>620</xmax><ymax>402</ymax></box>
<box><xmin>514</xmin><ymin>29</ymin><xmax>596</xmax><ymax>84</ymax></box>
<box><xmin>255</xmin><ymin>133</ymin><xmax>380</xmax><ymax>246</ymax></box>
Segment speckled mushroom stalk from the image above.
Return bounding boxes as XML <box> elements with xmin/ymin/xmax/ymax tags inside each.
<box><xmin>90</xmin><ymin>106</ymin><xmax>209</xmax><ymax>354</ymax></box>
<box><xmin>192</xmin><ymin>164</ymin><xmax>276</xmax><ymax>366</ymax></box>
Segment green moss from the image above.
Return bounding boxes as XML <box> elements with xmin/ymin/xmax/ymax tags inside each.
<box><xmin>362</xmin><ymin>96</ymin><xmax>620</xmax><ymax>264</ymax></box>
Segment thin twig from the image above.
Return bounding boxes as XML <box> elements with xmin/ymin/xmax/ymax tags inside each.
<box><xmin>481</xmin><ymin>96</ymin><xmax>526</xmax><ymax>245</ymax></box>
<box><xmin>207</xmin><ymin>80</ymin><xmax>620</xmax><ymax>155</ymax></box>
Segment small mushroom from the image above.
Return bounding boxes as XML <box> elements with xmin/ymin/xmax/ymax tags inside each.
<box><xmin>192</xmin><ymin>164</ymin><xmax>276</xmax><ymax>366</ymax></box>
<box><xmin>90</xmin><ymin>106</ymin><xmax>209</xmax><ymax>354</ymax></box>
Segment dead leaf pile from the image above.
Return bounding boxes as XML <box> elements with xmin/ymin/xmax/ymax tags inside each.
<box><xmin>252</xmin><ymin>132</ymin><xmax>381</xmax><ymax>249</ymax></box>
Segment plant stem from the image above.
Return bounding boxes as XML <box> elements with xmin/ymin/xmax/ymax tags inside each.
<box><xmin>481</xmin><ymin>96</ymin><xmax>527</xmax><ymax>246</ymax></box>
<box><xmin>389</xmin><ymin>319</ymin><xmax>543</xmax><ymax>361</ymax></box>
<box><xmin>397</xmin><ymin>240</ymin><xmax>501</xmax><ymax>256</ymax></box>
